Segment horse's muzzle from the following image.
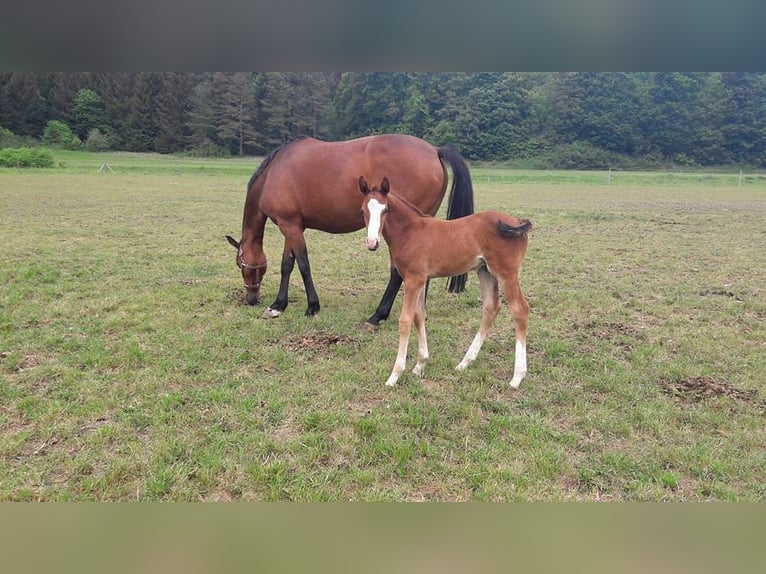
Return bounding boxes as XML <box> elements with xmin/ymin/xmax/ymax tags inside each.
<box><xmin>245</xmin><ymin>290</ymin><xmax>261</xmax><ymax>305</ymax></box>
<box><xmin>366</xmin><ymin>238</ymin><xmax>379</xmax><ymax>251</ymax></box>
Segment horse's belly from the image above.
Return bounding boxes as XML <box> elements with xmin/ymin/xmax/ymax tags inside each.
<box><xmin>303</xmin><ymin>214</ymin><xmax>363</xmax><ymax>234</ymax></box>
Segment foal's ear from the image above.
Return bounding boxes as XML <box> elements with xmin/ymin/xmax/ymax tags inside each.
<box><xmin>226</xmin><ymin>235</ymin><xmax>240</xmax><ymax>249</ymax></box>
<box><xmin>380</xmin><ymin>177</ymin><xmax>390</xmax><ymax>195</ymax></box>
<box><xmin>358</xmin><ymin>176</ymin><xmax>370</xmax><ymax>195</ymax></box>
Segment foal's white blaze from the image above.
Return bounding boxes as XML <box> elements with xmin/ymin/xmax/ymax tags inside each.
<box><xmin>365</xmin><ymin>198</ymin><xmax>386</xmax><ymax>251</ymax></box>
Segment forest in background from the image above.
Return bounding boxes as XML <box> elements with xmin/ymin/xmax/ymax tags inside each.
<box><xmin>2</xmin><ymin>72</ymin><xmax>766</xmax><ymax>168</ymax></box>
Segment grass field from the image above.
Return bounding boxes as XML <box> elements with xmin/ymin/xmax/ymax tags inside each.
<box><xmin>1</xmin><ymin>152</ymin><xmax>765</xmax><ymax>501</ymax></box>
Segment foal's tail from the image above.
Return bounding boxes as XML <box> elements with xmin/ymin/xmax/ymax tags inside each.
<box><xmin>438</xmin><ymin>146</ymin><xmax>475</xmax><ymax>293</ymax></box>
<box><xmin>497</xmin><ymin>219</ymin><xmax>533</xmax><ymax>238</ymax></box>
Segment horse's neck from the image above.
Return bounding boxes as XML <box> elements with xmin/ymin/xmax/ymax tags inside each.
<box><xmin>241</xmin><ymin>184</ymin><xmax>268</xmax><ymax>245</ymax></box>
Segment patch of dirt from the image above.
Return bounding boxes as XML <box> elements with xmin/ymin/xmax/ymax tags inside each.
<box><xmin>575</xmin><ymin>320</ymin><xmax>644</xmax><ymax>353</ymax></box>
<box><xmin>228</xmin><ymin>288</ymin><xmax>247</xmax><ymax>304</ymax></box>
<box><xmin>649</xmin><ymin>218</ymin><xmax>684</xmax><ymax>226</ymax></box>
<box><xmin>699</xmin><ymin>288</ymin><xmax>744</xmax><ymax>302</ymax></box>
<box><xmin>660</xmin><ymin>376</ymin><xmax>758</xmax><ymax>404</ymax></box>
<box><xmin>0</xmin><ymin>352</ymin><xmax>46</xmax><ymax>371</ymax></box>
<box><xmin>347</xmin><ymin>392</ymin><xmax>388</xmax><ymax>416</ymax></box>
<box><xmin>284</xmin><ymin>333</ymin><xmax>355</xmax><ymax>353</ymax></box>
<box><xmin>579</xmin><ymin>320</ymin><xmax>641</xmax><ymax>339</ymax></box>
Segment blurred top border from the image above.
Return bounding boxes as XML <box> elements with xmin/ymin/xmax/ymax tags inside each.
<box><xmin>1</xmin><ymin>0</ymin><xmax>764</xmax><ymax>71</ymax></box>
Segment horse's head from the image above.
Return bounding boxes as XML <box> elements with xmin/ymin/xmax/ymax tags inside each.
<box><xmin>226</xmin><ymin>235</ymin><xmax>267</xmax><ymax>305</ymax></box>
<box><xmin>358</xmin><ymin>176</ymin><xmax>390</xmax><ymax>252</ymax></box>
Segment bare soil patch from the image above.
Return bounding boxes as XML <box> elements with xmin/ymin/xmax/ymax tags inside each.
<box><xmin>284</xmin><ymin>333</ymin><xmax>356</xmax><ymax>353</ymax></box>
<box><xmin>660</xmin><ymin>376</ymin><xmax>758</xmax><ymax>404</ymax></box>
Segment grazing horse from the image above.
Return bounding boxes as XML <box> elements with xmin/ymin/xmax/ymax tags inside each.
<box><xmin>226</xmin><ymin>134</ymin><xmax>474</xmax><ymax>326</ymax></box>
<box><xmin>359</xmin><ymin>176</ymin><xmax>532</xmax><ymax>389</ymax></box>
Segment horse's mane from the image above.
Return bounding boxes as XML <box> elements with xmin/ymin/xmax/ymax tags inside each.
<box><xmin>247</xmin><ymin>137</ymin><xmax>312</xmax><ymax>191</ymax></box>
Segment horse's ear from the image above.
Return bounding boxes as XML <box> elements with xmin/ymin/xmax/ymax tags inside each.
<box><xmin>226</xmin><ymin>235</ymin><xmax>240</xmax><ymax>249</ymax></box>
<box><xmin>381</xmin><ymin>177</ymin><xmax>390</xmax><ymax>195</ymax></box>
<box><xmin>358</xmin><ymin>176</ymin><xmax>369</xmax><ymax>195</ymax></box>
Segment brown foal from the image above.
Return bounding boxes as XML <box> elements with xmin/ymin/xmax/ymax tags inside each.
<box><xmin>359</xmin><ymin>176</ymin><xmax>532</xmax><ymax>389</ymax></box>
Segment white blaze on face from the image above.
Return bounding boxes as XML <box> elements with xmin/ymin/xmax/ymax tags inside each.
<box><xmin>366</xmin><ymin>198</ymin><xmax>386</xmax><ymax>250</ymax></box>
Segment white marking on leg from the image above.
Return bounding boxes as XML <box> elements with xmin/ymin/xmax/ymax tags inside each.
<box><xmin>386</xmin><ymin>331</ymin><xmax>410</xmax><ymax>387</ymax></box>
<box><xmin>456</xmin><ymin>331</ymin><xmax>485</xmax><ymax>371</ymax></box>
<box><xmin>412</xmin><ymin>317</ymin><xmax>428</xmax><ymax>377</ymax></box>
<box><xmin>510</xmin><ymin>340</ymin><xmax>527</xmax><ymax>389</ymax></box>
<box><xmin>263</xmin><ymin>307</ymin><xmax>282</xmax><ymax>319</ymax></box>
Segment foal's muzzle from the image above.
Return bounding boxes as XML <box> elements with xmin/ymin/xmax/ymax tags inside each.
<box><xmin>366</xmin><ymin>238</ymin><xmax>379</xmax><ymax>251</ymax></box>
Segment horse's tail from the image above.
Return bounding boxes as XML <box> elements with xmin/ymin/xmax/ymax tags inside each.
<box><xmin>497</xmin><ymin>219</ymin><xmax>533</xmax><ymax>238</ymax></box>
<box><xmin>438</xmin><ymin>145</ymin><xmax>475</xmax><ymax>293</ymax></box>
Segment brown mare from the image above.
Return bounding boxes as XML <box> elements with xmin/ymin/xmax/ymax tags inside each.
<box><xmin>226</xmin><ymin>134</ymin><xmax>474</xmax><ymax>326</ymax></box>
<box><xmin>359</xmin><ymin>176</ymin><xmax>532</xmax><ymax>388</ymax></box>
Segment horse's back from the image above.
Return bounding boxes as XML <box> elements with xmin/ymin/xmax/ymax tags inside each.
<box><xmin>275</xmin><ymin>134</ymin><xmax>441</xmax><ymax>186</ymax></box>
<box><xmin>259</xmin><ymin>135</ymin><xmax>446</xmax><ymax>232</ymax></box>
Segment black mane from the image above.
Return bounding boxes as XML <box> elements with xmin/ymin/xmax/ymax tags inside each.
<box><xmin>247</xmin><ymin>137</ymin><xmax>312</xmax><ymax>191</ymax></box>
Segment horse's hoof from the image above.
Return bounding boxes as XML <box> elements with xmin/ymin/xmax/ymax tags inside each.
<box><xmin>262</xmin><ymin>307</ymin><xmax>282</xmax><ymax>319</ymax></box>
<box><xmin>362</xmin><ymin>322</ymin><xmax>378</xmax><ymax>333</ymax></box>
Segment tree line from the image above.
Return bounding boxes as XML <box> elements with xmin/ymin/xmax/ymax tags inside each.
<box><xmin>2</xmin><ymin>72</ymin><xmax>765</xmax><ymax>167</ymax></box>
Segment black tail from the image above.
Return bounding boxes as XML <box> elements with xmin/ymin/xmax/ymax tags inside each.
<box><xmin>497</xmin><ymin>219</ymin><xmax>533</xmax><ymax>238</ymax></box>
<box><xmin>438</xmin><ymin>146</ymin><xmax>475</xmax><ymax>293</ymax></box>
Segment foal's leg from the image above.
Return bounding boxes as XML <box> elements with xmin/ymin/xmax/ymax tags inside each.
<box><xmin>501</xmin><ymin>270</ymin><xmax>530</xmax><ymax>389</ymax></box>
<box><xmin>385</xmin><ymin>278</ymin><xmax>425</xmax><ymax>387</ymax></box>
<box><xmin>411</xmin><ymin>284</ymin><xmax>429</xmax><ymax>377</ymax></box>
<box><xmin>456</xmin><ymin>266</ymin><xmax>501</xmax><ymax>371</ymax></box>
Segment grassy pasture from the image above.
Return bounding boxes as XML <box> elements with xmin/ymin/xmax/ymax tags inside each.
<box><xmin>1</xmin><ymin>153</ymin><xmax>765</xmax><ymax>501</ymax></box>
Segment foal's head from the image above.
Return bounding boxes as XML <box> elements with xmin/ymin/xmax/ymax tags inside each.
<box><xmin>225</xmin><ymin>235</ymin><xmax>267</xmax><ymax>305</ymax></box>
<box><xmin>358</xmin><ymin>176</ymin><xmax>390</xmax><ymax>251</ymax></box>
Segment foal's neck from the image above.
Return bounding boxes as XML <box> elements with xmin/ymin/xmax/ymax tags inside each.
<box><xmin>381</xmin><ymin>193</ymin><xmax>428</xmax><ymax>244</ymax></box>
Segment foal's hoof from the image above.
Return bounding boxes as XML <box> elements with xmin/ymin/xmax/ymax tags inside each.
<box><xmin>262</xmin><ymin>307</ymin><xmax>282</xmax><ymax>319</ymax></box>
<box><xmin>509</xmin><ymin>374</ymin><xmax>526</xmax><ymax>389</ymax></box>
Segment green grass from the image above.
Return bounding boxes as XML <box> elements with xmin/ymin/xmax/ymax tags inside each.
<box><xmin>1</xmin><ymin>153</ymin><xmax>765</xmax><ymax>500</ymax></box>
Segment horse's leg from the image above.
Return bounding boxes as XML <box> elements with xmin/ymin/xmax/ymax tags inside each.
<box><xmin>365</xmin><ymin>265</ymin><xmax>403</xmax><ymax>327</ymax></box>
<box><xmin>278</xmin><ymin>223</ymin><xmax>321</xmax><ymax>317</ymax></box>
<box><xmin>411</xmin><ymin>284</ymin><xmax>429</xmax><ymax>377</ymax></box>
<box><xmin>501</xmin><ymin>269</ymin><xmax>530</xmax><ymax>389</ymax></box>
<box><xmin>456</xmin><ymin>265</ymin><xmax>501</xmax><ymax>371</ymax></box>
<box><xmin>264</xmin><ymin>243</ymin><xmax>295</xmax><ymax>318</ymax></box>
<box><xmin>385</xmin><ymin>278</ymin><xmax>424</xmax><ymax>387</ymax></box>
<box><xmin>294</xmin><ymin>245</ymin><xmax>321</xmax><ymax>316</ymax></box>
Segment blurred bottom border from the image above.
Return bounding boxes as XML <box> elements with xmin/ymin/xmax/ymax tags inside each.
<box><xmin>1</xmin><ymin>503</ymin><xmax>764</xmax><ymax>574</ymax></box>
